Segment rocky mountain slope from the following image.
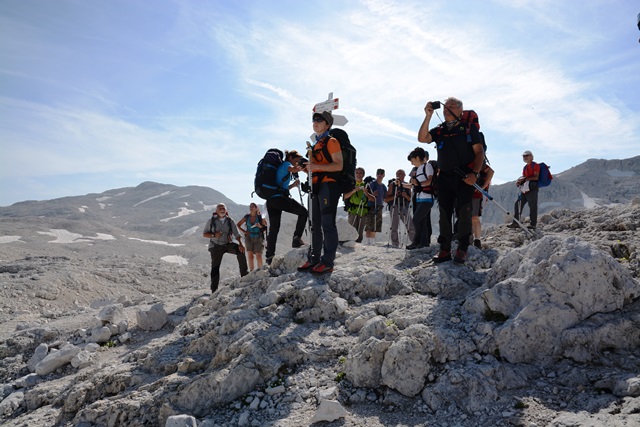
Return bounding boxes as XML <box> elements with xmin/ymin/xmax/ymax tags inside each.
<box><xmin>1</xmin><ymin>177</ymin><xmax>639</xmax><ymax>426</ymax></box>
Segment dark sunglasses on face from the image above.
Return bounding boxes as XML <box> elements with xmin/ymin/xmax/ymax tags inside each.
<box><xmin>312</xmin><ymin>117</ymin><xmax>326</xmax><ymax>123</ymax></box>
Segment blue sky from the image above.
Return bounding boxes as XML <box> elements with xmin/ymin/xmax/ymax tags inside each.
<box><xmin>1</xmin><ymin>0</ymin><xmax>639</xmax><ymax>207</ymax></box>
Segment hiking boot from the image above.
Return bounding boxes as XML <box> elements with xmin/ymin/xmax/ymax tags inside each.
<box><xmin>527</xmin><ymin>225</ymin><xmax>536</xmax><ymax>230</ymax></box>
<box><xmin>292</xmin><ymin>236</ymin><xmax>305</xmax><ymax>248</ymax></box>
<box><xmin>297</xmin><ymin>261</ymin><xmax>318</xmax><ymax>272</ymax></box>
<box><xmin>310</xmin><ymin>263</ymin><xmax>333</xmax><ymax>276</ymax></box>
<box><xmin>473</xmin><ymin>239</ymin><xmax>482</xmax><ymax>249</ymax></box>
<box><xmin>265</xmin><ymin>256</ymin><xmax>273</xmax><ymax>265</ymax></box>
<box><xmin>406</xmin><ymin>243</ymin><xmax>424</xmax><ymax>250</ymax></box>
<box><xmin>433</xmin><ymin>250</ymin><xmax>452</xmax><ymax>263</ymax></box>
<box><xmin>507</xmin><ymin>222</ymin><xmax>519</xmax><ymax>229</ymax></box>
<box><xmin>453</xmin><ymin>249</ymin><xmax>467</xmax><ymax>264</ymax></box>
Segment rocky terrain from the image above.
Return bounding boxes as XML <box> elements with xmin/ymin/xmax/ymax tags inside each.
<box><xmin>1</xmin><ymin>175</ymin><xmax>640</xmax><ymax>426</ymax></box>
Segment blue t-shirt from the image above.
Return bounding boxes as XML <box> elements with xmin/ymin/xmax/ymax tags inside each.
<box><xmin>272</xmin><ymin>161</ymin><xmax>293</xmax><ymax>198</ymax></box>
<box><xmin>368</xmin><ymin>181</ymin><xmax>387</xmax><ymax>208</ymax></box>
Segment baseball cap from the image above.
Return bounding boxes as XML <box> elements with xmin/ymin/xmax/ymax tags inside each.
<box><xmin>286</xmin><ymin>150</ymin><xmax>302</xmax><ymax>159</ymax></box>
<box><xmin>312</xmin><ymin>111</ymin><xmax>334</xmax><ymax>127</ymax></box>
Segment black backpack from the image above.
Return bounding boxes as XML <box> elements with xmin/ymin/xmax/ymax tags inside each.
<box><xmin>253</xmin><ymin>149</ymin><xmax>285</xmax><ymax>200</ymax></box>
<box><xmin>319</xmin><ymin>128</ymin><xmax>357</xmax><ymax>194</ymax></box>
<box><xmin>419</xmin><ymin>160</ymin><xmax>439</xmax><ymax>198</ymax></box>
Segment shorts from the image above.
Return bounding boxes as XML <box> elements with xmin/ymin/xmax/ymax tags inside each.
<box><xmin>471</xmin><ymin>198</ymin><xmax>483</xmax><ymax>217</ymax></box>
<box><xmin>245</xmin><ymin>235</ymin><xmax>264</xmax><ymax>253</ymax></box>
<box><xmin>364</xmin><ymin>207</ymin><xmax>383</xmax><ymax>232</ymax></box>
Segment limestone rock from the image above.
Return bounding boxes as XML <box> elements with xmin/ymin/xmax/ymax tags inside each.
<box><xmin>0</xmin><ymin>391</ymin><xmax>24</xmax><ymax>416</ymax></box>
<box><xmin>137</xmin><ymin>303</ymin><xmax>168</xmax><ymax>331</ymax></box>
<box><xmin>165</xmin><ymin>414</ymin><xmax>197</xmax><ymax>427</ymax></box>
<box><xmin>27</xmin><ymin>343</ymin><xmax>48</xmax><ymax>373</ymax></box>
<box><xmin>310</xmin><ymin>399</ymin><xmax>348</xmax><ymax>423</ymax></box>
<box><xmin>465</xmin><ymin>235</ymin><xmax>640</xmax><ymax>363</ymax></box>
<box><xmin>35</xmin><ymin>343</ymin><xmax>80</xmax><ymax>376</ymax></box>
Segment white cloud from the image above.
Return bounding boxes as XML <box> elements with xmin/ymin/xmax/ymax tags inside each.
<box><xmin>0</xmin><ymin>0</ymin><xmax>638</xmax><ymax>206</ymax></box>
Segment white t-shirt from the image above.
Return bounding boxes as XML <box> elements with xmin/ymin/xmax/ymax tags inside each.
<box><xmin>415</xmin><ymin>162</ymin><xmax>434</xmax><ymax>203</ymax></box>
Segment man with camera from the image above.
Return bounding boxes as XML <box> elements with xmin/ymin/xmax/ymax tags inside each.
<box><xmin>264</xmin><ymin>150</ymin><xmax>309</xmax><ymax>265</ymax></box>
<box><xmin>363</xmin><ymin>169</ymin><xmax>387</xmax><ymax>246</ymax></box>
<box><xmin>385</xmin><ymin>169</ymin><xmax>415</xmax><ymax>248</ymax></box>
<box><xmin>417</xmin><ymin>97</ymin><xmax>485</xmax><ymax>264</ymax></box>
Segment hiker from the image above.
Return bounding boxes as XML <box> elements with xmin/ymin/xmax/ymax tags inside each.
<box><xmin>471</xmin><ymin>162</ymin><xmax>494</xmax><ymax>249</ymax></box>
<box><xmin>297</xmin><ymin>111</ymin><xmax>343</xmax><ymax>276</ymax></box>
<box><xmin>343</xmin><ymin>167</ymin><xmax>371</xmax><ymax>243</ymax></box>
<box><xmin>203</xmin><ymin>203</ymin><xmax>249</xmax><ymax>293</ymax></box>
<box><xmin>407</xmin><ymin>147</ymin><xmax>434</xmax><ymax>249</ymax></box>
<box><xmin>417</xmin><ymin>97</ymin><xmax>485</xmax><ymax>264</ymax></box>
<box><xmin>508</xmin><ymin>150</ymin><xmax>539</xmax><ymax>230</ymax></box>
<box><xmin>363</xmin><ymin>169</ymin><xmax>387</xmax><ymax>246</ymax></box>
<box><xmin>385</xmin><ymin>169</ymin><xmax>415</xmax><ymax>248</ymax></box>
<box><xmin>264</xmin><ymin>150</ymin><xmax>308</xmax><ymax>265</ymax></box>
<box><xmin>237</xmin><ymin>202</ymin><xmax>268</xmax><ymax>270</ymax></box>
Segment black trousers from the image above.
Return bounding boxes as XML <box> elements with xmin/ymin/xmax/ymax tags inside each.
<box><xmin>437</xmin><ymin>172</ymin><xmax>475</xmax><ymax>252</ymax></box>
<box><xmin>411</xmin><ymin>201</ymin><xmax>433</xmax><ymax>246</ymax></box>
<box><xmin>265</xmin><ymin>196</ymin><xmax>308</xmax><ymax>259</ymax></box>
<box><xmin>514</xmin><ymin>184</ymin><xmax>538</xmax><ymax>227</ymax></box>
<box><xmin>308</xmin><ymin>181</ymin><xmax>341</xmax><ymax>267</ymax></box>
<box><xmin>209</xmin><ymin>243</ymin><xmax>248</xmax><ymax>292</ymax></box>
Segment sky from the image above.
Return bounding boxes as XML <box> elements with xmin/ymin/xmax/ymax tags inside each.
<box><xmin>1</xmin><ymin>0</ymin><xmax>639</xmax><ymax>208</ymax></box>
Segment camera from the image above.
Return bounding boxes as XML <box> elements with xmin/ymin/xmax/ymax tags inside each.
<box><xmin>296</xmin><ymin>157</ymin><xmax>308</xmax><ymax>167</ymax></box>
<box><xmin>430</xmin><ymin>101</ymin><xmax>441</xmax><ymax>110</ymax></box>
<box><xmin>363</xmin><ymin>176</ymin><xmax>375</xmax><ymax>185</ymax></box>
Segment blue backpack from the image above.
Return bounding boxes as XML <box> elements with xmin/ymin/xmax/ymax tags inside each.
<box><xmin>537</xmin><ymin>162</ymin><xmax>553</xmax><ymax>187</ymax></box>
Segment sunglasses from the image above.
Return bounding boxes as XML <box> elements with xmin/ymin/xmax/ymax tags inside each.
<box><xmin>312</xmin><ymin>117</ymin><xmax>326</xmax><ymax>123</ymax></box>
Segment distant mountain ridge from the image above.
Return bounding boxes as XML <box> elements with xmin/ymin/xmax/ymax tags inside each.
<box><xmin>0</xmin><ymin>181</ymin><xmax>247</xmax><ymax>240</ymax></box>
<box><xmin>1</xmin><ymin>156</ymin><xmax>639</xmax><ymax>238</ymax></box>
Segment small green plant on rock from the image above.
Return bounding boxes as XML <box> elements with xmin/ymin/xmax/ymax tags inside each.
<box><xmin>514</xmin><ymin>400</ymin><xmax>529</xmax><ymax>409</ymax></box>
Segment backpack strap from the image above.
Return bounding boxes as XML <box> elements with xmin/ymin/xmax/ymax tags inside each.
<box><xmin>314</xmin><ymin>135</ymin><xmax>337</xmax><ymax>182</ymax></box>
<box><xmin>210</xmin><ymin>215</ymin><xmax>233</xmax><ymax>242</ymax></box>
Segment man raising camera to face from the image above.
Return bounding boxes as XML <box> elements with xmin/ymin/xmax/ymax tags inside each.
<box><xmin>417</xmin><ymin>97</ymin><xmax>484</xmax><ymax>265</ymax></box>
<box><xmin>385</xmin><ymin>169</ymin><xmax>415</xmax><ymax>248</ymax></box>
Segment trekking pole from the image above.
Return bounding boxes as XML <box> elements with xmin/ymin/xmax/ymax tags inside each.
<box><xmin>305</xmin><ymin>141</ymin><xmax>314</xmax><ymax>255</ymax></box>
<box><xmin>387</xmin><ymin>182</ymin><xmax>398</xmax><ymax>248</ymax></box>
<box><xmin>454</xmin><ymin>168</ymin><xmax>533</xmax><ymax>238</ymax></box>
<box><xmin>404</xmin><ymin>197</ymin><xmax>413</xmax><ymax>249</ymax></box>
<box><xmin>296</xmin><ymin>183</ymin><xmax>309</xmax><ymax>237</ymax></box>
<box><xmin>356</xmin><ymin>196</ymin><xmax>366</xmax><ymax>242</ymax></box>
